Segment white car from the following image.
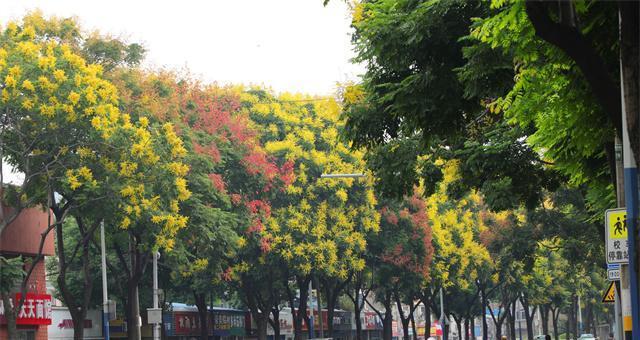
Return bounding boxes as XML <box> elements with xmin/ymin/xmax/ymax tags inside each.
<box><xmin>578</xmin><ymin>334</ymin><xmax>597</xmax><ymax>340</ymax></box>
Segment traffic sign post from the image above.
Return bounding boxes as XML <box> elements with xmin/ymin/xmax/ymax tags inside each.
<box><xmin>603</xmin><ymin>282</ymin><xmax>616</xmax><ymax>303</ymax></box>
<box><xmin>609</xmin><ymin>268</ymin><xmax>622</xmax><ymax>281</ymax></box>
<box><xmin>605</xmin><ymin>208</ymin><xmax>629</xmax><ymax>264</ymax></box>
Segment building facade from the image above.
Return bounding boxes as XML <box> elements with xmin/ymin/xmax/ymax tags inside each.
<box><xmin>0</xmin><ymin>205</ymin><xmax>55</xmax><ymax>340</ymax></box>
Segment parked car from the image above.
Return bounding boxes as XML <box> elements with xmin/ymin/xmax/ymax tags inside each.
<box><xmin>578</xmin><ymin>334</ymin><xmax>597</xmax><ymax>340</ymax></box>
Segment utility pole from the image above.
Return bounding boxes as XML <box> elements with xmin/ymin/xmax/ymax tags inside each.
<box><xmin>577</xmin><ymin>291</ymin><xmax>583</xmax><ymax>335</ymax></box>
<box><xmin>316</xmin><ymin>277</ymin><xmax>323</xmax><ymax>338</ymax></box>
<box><xmin>101</xmin><ymin>221</ymin><xmax>110</xmax><ymax>340</ymax></box>
<box><xmin>619</xmin><ymin>27</ymin><xmax>638</xmax><ymax>338</ymax></box>
<box><xmin>309</xmin><ymin>280</ymin><xmax>315</xmax><ymax>339</ymax></box>
<box><xmin>153</xmin><ymin>252</ymin><xmax>160</xmax><ymax>340</ymax></box>
<box><xmin>615</xmin><ymin>138</ymin><xmax>625</xmax><ymax>340</ymax></box>
<box><xmin>618</xmin><ymin>4</ymin><xmax>640</xmax><ymax>338</ymax></box>
<box><xmin>440</xmin><ymin>287</ymin><xmax>446</xmax><ymax>340</ymax></box>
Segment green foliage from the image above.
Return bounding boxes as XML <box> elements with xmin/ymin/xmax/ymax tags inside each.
<box><xmin>343</xmin><ymin>0</ymin><xmax>558</xmax><ymax>210</ymax></box>
<box><xmin>0</xmin><ymin>256</ymin><xmax>25</xmax><ymax>294</ymax></box>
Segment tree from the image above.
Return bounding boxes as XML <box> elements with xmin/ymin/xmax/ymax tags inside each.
<box><xmin>367</xmin><ymin>191</ymin><xmax>433</xmax><ymax>340</ymax></box>
<box><xmin>243</xmin><ymin>90</ymin><xmax>380</xmax><ymax>340</ymax></box>
<box><xmin>0</xmin><ymin>13</ymin><xmax>192</xmax><ymax>340</ymax></box>
<box><xmin>341</xmin><ymin>0</ymin><xmax>559</xmax><ymax>212</ymax></box>
<box><xmin>0</xmin><ymin>15</ymin><xmax>188</xmax><ymax>339</ymax></box>
<box><xmin>0</xmin><ymin>256</ymin><xmax>25</xmax><ymax>337</ymax></box>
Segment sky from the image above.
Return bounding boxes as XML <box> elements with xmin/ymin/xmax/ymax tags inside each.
<box><xmin>1</xmin><ymin>0</ymin><xmax>363</xmax><ymax>95</ymax></box>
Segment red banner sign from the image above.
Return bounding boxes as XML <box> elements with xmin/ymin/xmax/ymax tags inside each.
<box><xmin>0</xmin><ymin>293</ymin><xmax>52</xmax><ymax>325</ymax></box>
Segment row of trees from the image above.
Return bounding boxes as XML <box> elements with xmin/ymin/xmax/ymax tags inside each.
<box><xmin>338</xmin><ymin>0</ymin><xmax>634</xmax><ymax>339</ymax></box>
<box><xmin>1</xmin><ymin>1</ymin><xmax>628</xmax><ymax>339</ymax></box>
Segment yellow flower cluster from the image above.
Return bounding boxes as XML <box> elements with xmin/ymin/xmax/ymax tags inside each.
<box><xmin>163</xmin><ymin>123</ymin><xmax>187</xmax><ymax>158</ymax></box>
<box><xmin>65</xmin><ymin>167</ymin><xmax>98</xmax><ymax>190</ymax></box>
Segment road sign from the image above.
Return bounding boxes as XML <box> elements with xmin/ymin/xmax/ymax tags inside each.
<box><xmin>603</xmin><ymin>281</ymin><xmax>616</xmax><ymax>303</ymax></box>
<box><xmin>605</xmin><ymin>208</ymin><xmax>629</xmax><ymax>264</ymax></box>
<box><xmin>608</xmin><ymin>268</ymin><xmax>621</xmax><ymax>281</ymax></box>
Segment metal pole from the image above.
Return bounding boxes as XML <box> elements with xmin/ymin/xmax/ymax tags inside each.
<box><xmin>101</xmin><ymin>221</ymin><xmax>110</xmax><ymax>340</ymax></box>
<box><xmin>153</xmin><ymin>252</ymin><xmax>160</xmax><ymax>340</ymax></box>
<box><xmin>619</xmin><ymin>28</ymin><xmax>639</xmax><ymax>339</ymax></box>
<box><xmin>577</xmin><ymin>292</ymin><xmax>583</xmax><ymax>335</ymax></box>
<box><xmin>316</xmin><ymin>277</ymin><xmax>323</xmax><ymax>338</ymax></box>
<box><xmin>309</xmin><ymin>280</ymin><xmax>315</xmax><ymax>339</ymax></box>
<box><xmin>440</xmin><ymin>288</ymin><xmax>446</xmax><ymax>340</ymax></box>
<box><xmin>615</xmin><ymin>138</ymin><xmax>625</xmax><ymax>340</ymax></box>
<box><xmin>518</xmin><ymin>318</ymin><xmax>522</xmax><ymax>340</ymax></box>
<box><xmin>480</xmin><ymin>284</ymin><xmax>487</xmax><ymax>340</ymax></box>
<box><xmin>320</xmin><ymin>173</ymin><xmax>365</xmax><ymax>179</ymax></box>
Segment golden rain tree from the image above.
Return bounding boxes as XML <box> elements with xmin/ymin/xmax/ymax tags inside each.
<box><xmin>0</xmin><ymin>16</ymin><xmax>190</xmax><ymax>339</ymax></box>
<box><xmin>241</xmin><ymin>89</ymin><xmax>380</xmax><ymax>340</ymax></box>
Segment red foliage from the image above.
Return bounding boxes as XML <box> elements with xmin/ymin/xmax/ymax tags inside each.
<box><xmin>381</xmin><ymin>208</ymin><xmax>399</xmax><ymax>225</ymax></box>
<box><xmin>246</xmin><ymin>219</ymin><xmax>264</xmax><ymax>234</ymax></box>
<box><xmin>230</xmin><ymin>194</ymin><xmax>242</xmax><ymax>206</ymax></box>
<box><xmin>246</xmin><ymin>200</ymin><xmax>272</xmax><ymax>218</ymax></box>
<box><xmin>259</xmin><ymin>235</ymin><xmax>272</xmax><ymax>253</ymax></box>
<box><xmin>221</xmin><ymin>267</ymin><xmax>233</xmax><ymax>282</ymax></box>
<box><xmin>279</xmin><ymin>160</ymin><xmax>295</xmax><ymax>187</ymax></box>
<box><xmin>379</xmin><ymin>193</ymin><xmax>433</xmax><ymax>279</ymax></box>
<box><xmin>194</xmin><ymin>142</ymin><xmax>222</xmax><ymax>163</ymax></box>
<box><xmin>242</xmin><ymin>151</ymin><xmax>279</xmax><ymax>180</ymax></box>
<box><xmin>208</xmin><ymin>173</ymin><xmax>226</xmax><ymax>193</ymax></box>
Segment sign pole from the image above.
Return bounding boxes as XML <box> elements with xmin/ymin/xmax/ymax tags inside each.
<box><xmin>620</xmin><ymin>43</ymin><xmax>638</xmax><ymax>339</ymax></box>
<box><xmin>615</xmin><ymin>139</ymin><xmax>626</xmax><ymax>340</ymax></box>
<box><xmin>101</xmin><ymin>221</ymin><xmax>110</xmax><ymax>340</ymax></box>
<box><xmin>153</xmin><ymin>252</ymin><xmax>160</xmax><ymax>340</ymax></box>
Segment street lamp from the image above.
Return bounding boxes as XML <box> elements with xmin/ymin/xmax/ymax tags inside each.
<box><xmin>100</xmin><ymin>221</ymin><xmax>110</xmax><ymax>340</ymax></box>
<box><xmin>320</xmin><ymin>173</ymin><xmax>365</xmax><ymax>179</ymax></box>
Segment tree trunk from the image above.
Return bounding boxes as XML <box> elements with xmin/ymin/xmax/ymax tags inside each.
<box><xmin>465</xmin><ymin>318</ymin><xmax>470</xmax><ymax>340</ymax></box>
<box><xmin>410</xmin><ymin>309</ymin><xmax>418</xmax><ymax>340</ymax></box>
<box><xmin>2</xmin><ymin>294</ymin><xmax>18</xmax><ymax>340</ymax></box>
<box><xmin>70</xmin><ymin>308</ymin><xmax>87</xmax><ymax>340</ymax></box>
<box><xmin>271</xmin><ymin>308</ymin><xmax>281</xmax><ymax>340</ymax></box>
<box><xmin>393</xmin><ymin>287</ymin><xmax>411</xmax><ymax>340</ymax></box>
<box><xmin>128</xmin><ymin>282</ymin><xmax>141</xmax><ymax>340</ymax></box>
<box><xmin>256</xmin><ymin>314</ymin><xmax>269</xmax><ymax>340</ymax></box>
<box><xmin>508</xmin><ymin>303</ymin><xmax>516</xmax><ymax>340</ymax></box>
<box><xmin>117</xmin><ymin>234</ymin><xmax>148</xmax><ymax>340</ymax></box>
<box><xmin>540</xmin><ymin>305</ymin><xmax>549</xmax><ymax>336</ymax></box>
<box><xmin>572</xmin><ymin>296</ymin><xmax>578</xmax><ymax>340</ymax></box>
<box><xmin>354</xmin><ymin>287</ymin><xmax>364</xmax><ymax>340</ymax></box>
<box><xmin>551</xmin><ymin>307</ymin><xmax>559</xmax><ymax>340</ymax></box>
<box><xmin>522</xmin><ymin>296</ymin><xmax>536</xmax><ymax>340</ymax></box>
<box><xmin>524</xmin><ymin>0</ymin><xmax>623</xmax><ymax>139</ymax></box>
<box><xmin>56</xmin><ymin>217</ymin><xmax>98</xmax><ymax>340</ymax></box>
<box><xmin>471</xmin><ymin>318</ymin><xmax>476</xmax><ymax>339</ymax></box>
<box><xmin>454</xmin><ymin>315</ymin><xmax>462</xmax><ymax>340</ymax></box>
<box><xmin>383</xmin><ymin>306</ymin><xmax>393</xmax><ymax>340</ymax></box>
<box><xmin>323</xmin><ymin>277</ymin><xmax>347</xmax><ymax>338</ymax></box>
<box><xmin>480</xmin><ymin>285</ymin><xmax>488</xmax><ymax>340</ymax></box>
<box><xmin>286</xmin><ymin>276</ymin><xmax>310</xmax><ymax>340</ymax></box>
<box><xmin>195</xmin><ymin>292</ymin><xmax>209</xmax><ymax>340</ymax></box>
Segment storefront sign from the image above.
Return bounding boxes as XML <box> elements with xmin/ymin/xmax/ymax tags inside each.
<box><xmin>363</xmin><ymin>311</ymin><xmax>382</xmax><ymax>330</ymax></box>
<box><xmin>213</xmin><ymin>310</ymin><xmax>245</xmax><ymax>336</ymax></box>
<box><xmin>109</xmin><ymin>319</ymin><xmax>127</xmax><ymax>338</ymax></box>
<box><xmin>0</xmin><ymin>293</ymin><xmax>52</xmax><ymax>325</ymax></box>
<box><xmin>430</xmin><ymin>321</ymin><xmax>443</xmax><ymax>336</ymax></box>
<box><xmin>49</xmin><ymin>308</ymin><xmax>103</xmax><ymax>339</ymax></box>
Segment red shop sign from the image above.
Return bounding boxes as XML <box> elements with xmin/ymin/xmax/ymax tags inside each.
<box><xmin>0</xmin><ymin>293</ymin><xmax>52</xmax><ymax>325</ymax></box>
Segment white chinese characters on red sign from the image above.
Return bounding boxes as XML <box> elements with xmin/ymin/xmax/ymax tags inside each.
<box><xmin>0</xmin><ymin>293</ymin><xmax>52</xmax><ymax>325</ymax></box>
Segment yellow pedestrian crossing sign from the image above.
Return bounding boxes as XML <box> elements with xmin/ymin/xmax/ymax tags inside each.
<box><xmin>602</xmin><ymin>281</ymin><xmax>616</xmax><ymax>303</ymax></box>
<box><xmin>605</xmin><ymin>208</ymin><xmax>629</xmax><ymax>264</ymax></box>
